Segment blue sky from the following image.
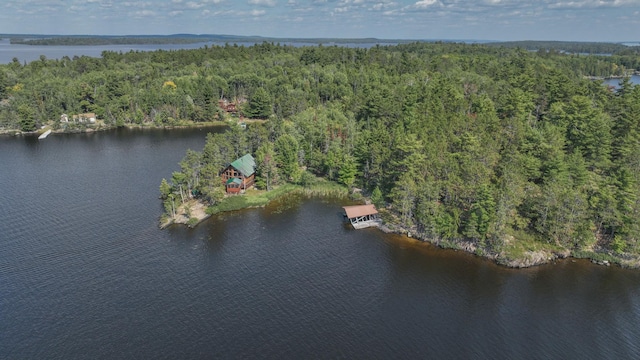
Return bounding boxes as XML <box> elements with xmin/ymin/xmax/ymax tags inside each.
<box><xmin>1</xmin><ymin>0</ymin><xmax>639</xmax><ymax>42</ymax></box>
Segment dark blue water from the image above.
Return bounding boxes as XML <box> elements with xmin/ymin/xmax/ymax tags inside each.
<box><xmin>1</xmin><ymin>128</ymin><xmax>640</xmax><ymax>359</ymax></box>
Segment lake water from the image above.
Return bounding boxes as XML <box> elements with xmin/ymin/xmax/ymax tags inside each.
<box><xmin>2</xmin><ymin>128</ymin><xmax>640</xmax><ymax>359</ymax></box>
<box><xmin>0</xmin><ymin>39</ymin><xmax>233</xmax><ymax>64</ymax></box>
<box><xmin>0</xmin><ymin>38</ymin><xmax>398</xmax><ymax>64</ymax></box>
<box><xmin>602</xmin><ymin>75</ymin><xmax>640</xmax><ymax>89</ymax></box>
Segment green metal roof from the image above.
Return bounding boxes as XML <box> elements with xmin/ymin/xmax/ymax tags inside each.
<box><xmin>229</xmin><ymin>153</ymin><xmax>256</xmax><ymax>177</ymax></box>
<box><xmin>226</xmin><ymin>178</ymin><xmax>242</xmax><ymax>185</ymax></box>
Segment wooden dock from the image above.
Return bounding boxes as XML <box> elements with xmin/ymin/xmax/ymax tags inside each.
<box><xmin>38</xmin><ymin>129</ymin><xmax>52</xmax><ymax>140</ymax></box>
<box><xmin>351</xmin><ymin>219</ymin><xmax>382</xmax><ymax>229</ymax></box>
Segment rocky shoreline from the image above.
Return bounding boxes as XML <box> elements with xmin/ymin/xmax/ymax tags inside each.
<box><xmin>0</xmin><ymin>125</ymin><xmax>112</xmax><ymax>136</ymax></box>
<box><xmin>0</xmin><ymin>121</ymin><xmax>229</xmax><ymax>137</ymax></box>
<box><xmin>160</xmin><ymin>199</ymin><xmax>210</xmax><ymax>229</ymax></box>
<box><xmin>376</xmin><ymin>219</ymin><xmax>639</xmax><ymax>269</ymax></box>
<box><xmin>161</xmin><ymin>195</ymin><xmax>640</xmax><ymax>269</ymax></box>
<box><xmin>158</xmin><ymin>189</ymin><xmax>640</xmax><ymax>269</ymax></box>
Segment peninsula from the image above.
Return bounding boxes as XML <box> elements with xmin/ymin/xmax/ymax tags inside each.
<box><xmin>1</xmin><ymin>40</ymin><xmax>639</xmax><ymax>268</ymax></box>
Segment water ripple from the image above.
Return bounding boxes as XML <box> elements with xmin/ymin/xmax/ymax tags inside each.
<box><xmin>2</xmin><ymin>131</ymin><xmax>640</xmax><ymax>359</ymax></box>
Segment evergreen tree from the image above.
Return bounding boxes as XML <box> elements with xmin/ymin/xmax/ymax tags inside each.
<box><xmin>159</xmin><ymin>178</ymin><xmax>171</xmax><ymax>200</ymax></box>
<box><xmin>338</xmin><ymin>154</ymin><xmax>357</xmax><ymax>188</ymax></box>
<box><xmin>371</xmin><ymin>186</ymin><xmax>384</xmax><ymax>208</ymax></box>
<box><xmin>246</xmin><ymin>87</ymin><xmax>272</xmax><ymax>118</ymax></box>
<box><xmin>17</xmin><ymin>104</ymin><xmax>36</xmax><ymax>132</ymax></box>
<box><xmin>0</xmin><ymin>70</ymin><xmax>7</xmax><ymax>98</ymax></box>
<box><xmin>275</xmin><ymin>134</ymin><xmax>301</xmax><ymax>182</ymax></box>
<box><xmin>255</xmin><ymin>142</ymin><xmax>278</xmax><ymax>191</ymax></box>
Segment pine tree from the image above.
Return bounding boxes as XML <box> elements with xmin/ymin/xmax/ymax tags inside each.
<box><xmin>159</xmin><ymin>178</ymin><xmax>171</xmax><ymax>200</ymax></box>
<box><xmin>338</xmin><ymin>154</ymin><xmax>357</xmax><ymax>188</ymax></box>
<box><xmin>371</xmin><ymin>186</ymin><xmax>384</xmax><ymax>208</ymax></box>
<box><xmin>246</xmin><ymin>87</ymin><xmax>272</xmax><ymax>118</ymax></box>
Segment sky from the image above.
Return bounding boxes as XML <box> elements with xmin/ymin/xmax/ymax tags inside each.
<box><xmin>1</xmin><ymin>0</ymin><xmax>639</xmax><ymax>42</ymax></box>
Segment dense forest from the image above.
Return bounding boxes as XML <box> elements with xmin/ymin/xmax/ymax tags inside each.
<box><xmin>2</xmin><ymin>41</ymin><xmax>640</xmax><ymax>263</ymax></box>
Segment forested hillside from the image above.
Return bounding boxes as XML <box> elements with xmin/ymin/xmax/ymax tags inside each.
<box><xmin>2</xmin><ymin>42</ymin><xmax>639</xmax><ymax>264</ymax></box>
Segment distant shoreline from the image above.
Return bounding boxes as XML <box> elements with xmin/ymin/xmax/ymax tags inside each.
<box><xmin>0</xmin><ymin>121</ymin><xmax>229</xmax><ymax>137</ymax></box>
<box><xmin>4</xmin><ymin>34</ymin><xmax>417</xmax><ymax>47</ymax></box>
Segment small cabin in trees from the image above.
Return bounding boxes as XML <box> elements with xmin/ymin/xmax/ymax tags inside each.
<box><xmin>218</xmin><ymin>99</ymin><xmax>238</xmax><ymax>114</ymax></box>
<box><xmin>221</xmin><ymin>154</ymin><xmax>256</xmax><ymax>194</ymax></box>
<box><xmin>72</xmin><ymin>113</ymin><xmax>97</xmax><ymax>123</ymax></box>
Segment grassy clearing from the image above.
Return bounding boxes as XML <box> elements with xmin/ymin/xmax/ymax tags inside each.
<box><xmin>205</xmin><ymin>179</ymin><xmax>349</xmax><ymax>216</ymax></box>
<box><xmin>294</xmin><ymin>179</ymin><xmax>350</xmax><ymax>198</ymax></box>
<box><xmin>497</xmin><ymin>230</ymin><xmax>566</xmax><ymax>265</ymax></box>
<box><xmin>501</xmin><ymin>239</ymin><xmax>556</xmax><ymax>258</ymax></box>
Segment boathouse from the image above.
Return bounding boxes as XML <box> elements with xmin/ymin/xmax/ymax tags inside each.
<box><xmin>221</xmin><ymin>154</ymin><xmax>256</xmax><ymax>194</ymax></box>
<box><xmin>343</xmin><ymin>204</ymin><xmax>381</xmax><ymax>229</ymax></box>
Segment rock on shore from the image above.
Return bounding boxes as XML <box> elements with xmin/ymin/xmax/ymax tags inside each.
<box><xmin>160</xmin><ymin>199</ymin><xmax>209</xmax><ymax>229</ymax></box>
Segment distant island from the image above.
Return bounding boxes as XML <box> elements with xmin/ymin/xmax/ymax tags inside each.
<box><xmin>5</xmin><ymin>33</ymin><xmax>416</xmax><ymax>47</ymax></box>
<box><xmin>2</xmin><ymin>39</ymin><xmax>640</xmax><ymax>268</ymax></box>
<box><xmin>6</xmin><ymin>34</ymin><xmax>640</xmax><ymax>56</ymax></box>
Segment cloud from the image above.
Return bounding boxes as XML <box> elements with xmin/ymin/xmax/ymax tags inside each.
<box><xmin>186</xmin><ymin>1</ymin><xmax>206</xmax><ymax>9</ymax></box>
<box><xmin>0</xmin><ymin>0</ymin><xmax>637</xmax><ymax>41</ymax></box>
<box><xmin>547</xmin><ymin>0</ymin><xmax>637</xmax><ymax>9</ymax></box>
<box><xmin>371</xmin><ymin>2</ymin><xmax>397</xmax><ymax>11</ymax></box>
<box><xmin>249</xmin><ymin>0</ymin><xmax>277</xmax><ymax>6</ymax></box>
<box><xmin>414</xmin><ymin>0</ymin><xmax>439</xmax><ymax>9</ymax></box>
<box><xmin>133</xmin><ymin>9</ymin><xmax>157</xmax><ymax>17</ymax></box>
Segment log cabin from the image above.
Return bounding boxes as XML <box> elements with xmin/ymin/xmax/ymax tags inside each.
<box><xmin>221</xmin><ymin>154</ymin><xmax>256</xmax><ymax>194</ymax></box>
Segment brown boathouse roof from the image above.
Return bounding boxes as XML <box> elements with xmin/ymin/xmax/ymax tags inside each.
<box><xmin>342</xmin><ymin>204</ymin><xmax>378</xmax><ymax>219</ymax></box>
